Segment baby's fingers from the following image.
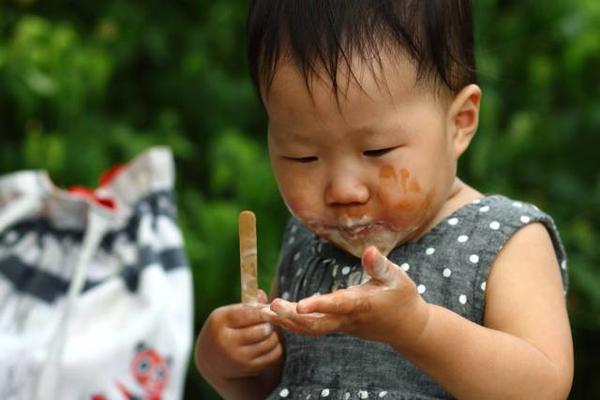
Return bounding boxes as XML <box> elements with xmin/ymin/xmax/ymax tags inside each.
<box><xmin>270</xmin><ymin>299</ymin><xmax>345</xmax><ymax>335</ymax></box>
<box><xmin>248</xmin><ymin>340</ymin><xmax>283</xmax><ymax>370</ymax></box>
<box><xmin>260</xmin><ymin>306</ymin><xmax>307</xmax><ymax>334</ymax></box>
<box><xmin>289</xmin><ymin>312</ymin><xmax>345</xmax><ymax>336</ymax></box>
<box><xmin>241</xmin><ymin>331</ymin><xmax>280</xmax><ymax>359</ymax></box>
<box><xmin>362</xmin><ymin>245</ymin><xmax>406</xmax><ymax>288</ymax></box>
<box><xmin>237</xmin><ymin>323</ymin><xmax>274</xmax><ymax>345</ymax></box>
<box><xmin>234</xmin><ymin>332</ymin><xmax>283</xmax><ymax>374</ymax></box>
<box><xmin>296</xmin><ymin>290</ymin><xmax>372</xmax><ymax>315</ymax></box>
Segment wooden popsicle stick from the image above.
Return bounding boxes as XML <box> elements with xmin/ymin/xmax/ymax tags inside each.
<box><xmin>239</xmin><ymin>210</ymin><xmax>258</xmax><ymax>305</ymax></box>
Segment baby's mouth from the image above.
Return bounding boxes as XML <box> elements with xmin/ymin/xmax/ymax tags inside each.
<box><xmin>338</xmin><ymin>223</ymin><xmax>384</xmax><ymax>239</ymax></box>
<box><xmin>304</xmin><ymin>219</ymin><xmax>402</xmax><ymax>257</ymax></box>
<box><xmin>309</xmin><ymin>220</ymin><xmax>386</xmax><ymax>241</ymax></box>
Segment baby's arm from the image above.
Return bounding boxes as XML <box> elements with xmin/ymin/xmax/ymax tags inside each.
<box><xmin>195</xmin><ymin>289</ymin><xmax>283</xmax><ymax>400</ymax></box>
<box><xmin>264</xmin><ymin>223</ymin><xmax>573</xmax><ymax>399</ymax></box>
<box><xmin>396</xmin><ymin>222</ymin><xmax>573</xmax><ymax>399</ymax></box>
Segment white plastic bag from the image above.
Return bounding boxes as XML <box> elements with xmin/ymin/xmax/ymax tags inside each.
<box><xmin>0</xmin><ymin>147</ymin><xmax>193</xmax><ymax>400</ymax></box>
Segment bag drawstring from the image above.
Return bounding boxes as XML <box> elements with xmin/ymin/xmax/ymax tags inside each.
<box><xmin>34</xmin><ymin>204</ymin><xmax>112</xmax><ymax>400</ymax></box>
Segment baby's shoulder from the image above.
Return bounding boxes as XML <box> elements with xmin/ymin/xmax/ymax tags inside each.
<box><xmin>468</xmin><ymin>194</ymin><xmax>568</xmax><ymax>288</ymax></box>
<box><xmin>481</xmin><ymin>196</ymin><xmax>570</xmax><ymax>335</ymax></box>
<box><xmin>465</xmin><ymin>194</ymin><xmax>547</xmax><ymax>223</ymax></box>
<box><xmin>427</xmin><ymin>194</ymin><xmax>568</xmax><ymax>291</ymax></box>
<box><xmin>445</xmin><ymin>194</ymin><xmax>563</xmax><ymax>245</ymax></box>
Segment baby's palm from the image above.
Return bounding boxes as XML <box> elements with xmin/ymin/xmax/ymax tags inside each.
<box><xmin>263</xmin><ymin>246</ymin><xmax>431</xmax><ymax>346</ymax></box>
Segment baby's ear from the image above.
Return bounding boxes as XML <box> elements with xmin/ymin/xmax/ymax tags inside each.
<box><xmin>447</xmin><ymin>84</ymin><xmax>481</xmax><ymax>159</ymax></box>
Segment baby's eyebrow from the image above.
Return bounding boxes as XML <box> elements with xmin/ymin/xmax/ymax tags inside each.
<box><xmin>269</xmin><ymin>126</ymin><xmax>319</xmax><ymax>146</ymax></box>
<box><xmin>348</xmin><ymin>121</ymin><xmax>407</xmax><ymax>138</ymax></box>
<box><xmin>284</xmin><ymin>129</ymin><xmax>320</xmax><ymax>143</ymax></box>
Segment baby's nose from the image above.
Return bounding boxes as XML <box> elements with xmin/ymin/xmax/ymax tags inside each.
<box><xmin>324</xmin><ymin>173</ymin><xmax>370</xmax><ymax>206</ymax></box>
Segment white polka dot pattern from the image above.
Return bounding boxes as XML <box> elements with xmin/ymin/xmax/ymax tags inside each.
<box><xmin>272</xmin><ymin>196</ymin><xmax>568</xmax><ymax>396</ymax></box>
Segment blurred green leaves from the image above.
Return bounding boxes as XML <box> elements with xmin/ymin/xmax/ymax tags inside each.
<box><xmin>4</xmin><ymin>16</ymin><xmax>112</xmax><ymax>118</ymax></box>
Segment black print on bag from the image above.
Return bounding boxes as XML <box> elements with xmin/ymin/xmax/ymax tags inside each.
<box><xmin>0</xmin><ymin>192</ymin><xmax>189</xmax><ymax>303</ymax></box>
<box><xmin>90</xmin><ymin>342</ymin><xmax>173</xmax><ymax>400</ymax></box>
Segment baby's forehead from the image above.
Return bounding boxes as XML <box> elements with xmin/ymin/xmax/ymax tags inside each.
<box><xmin>264</xmin><ymin>52</ymin><xmax>442</xmax><ymax>125</ymax></box>
<box><xmin>267</xmin><ymin>50</ymin><xmax>418</xmax><ymax>99</ymax></box>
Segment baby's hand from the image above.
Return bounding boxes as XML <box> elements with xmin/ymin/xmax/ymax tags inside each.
<box><xmin>195</xmin><ymin>290</ymin><xmax>282</xmax><ymax>383</ymax></box>
<box><xmin>262</xmin><ymin>246</ymin><xmax>431</xmax><ymax>348</ymax></box>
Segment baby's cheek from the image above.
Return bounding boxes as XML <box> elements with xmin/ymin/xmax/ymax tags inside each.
<box><xmin>377</xmin><ymin>166</ymin><xmax>434</xmax><ymax>231</ymax></box>
<box><xmin>283</xmin><ymin>192</ymin><xmax>321</xmax><ymax>222</ymax></box>
<box><xmin>383</xmin><ymin>191</ymin><xmax>434</xmax><ymax>231</ymax></box>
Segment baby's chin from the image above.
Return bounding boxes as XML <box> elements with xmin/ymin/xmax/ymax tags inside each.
<box><xmin>324</xmin><ymin>229</ymin><xmax>405</xmax><ymax>258</ymax></box>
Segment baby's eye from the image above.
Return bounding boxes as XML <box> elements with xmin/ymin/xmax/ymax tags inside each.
<box><xmin>363</xmin><ymin>147</ymin><xmax>396</xmax><ymax>157</ymax></box>
<box><xmin>285</xmin><ymin>156</ymin><xmax>318</xmax><ymax>163</ymax></box>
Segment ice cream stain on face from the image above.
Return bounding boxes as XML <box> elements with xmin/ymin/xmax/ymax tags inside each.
<box><xmin>376</xmin><ymin>165</ymin><xmax>433</xmax><ymax>232</ymax></box>
<box><xmin>289</xmin><ymin>165</ymin><xmax>435</xmax><ymax>258</ymax></box>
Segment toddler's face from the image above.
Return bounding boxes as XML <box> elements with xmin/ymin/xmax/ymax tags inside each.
<box><xmin>264</xmin><ymin>54</ymin><xmax>460</xmax><ymax>257</ymax></box>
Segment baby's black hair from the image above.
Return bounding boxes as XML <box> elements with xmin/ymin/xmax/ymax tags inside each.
<box><xmin>247</xmin><ymin>0</ymin><xmax>476</xmax><ymax>100</ymax></box>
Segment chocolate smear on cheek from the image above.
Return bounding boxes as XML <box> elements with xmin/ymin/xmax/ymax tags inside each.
<box><xmin>378</xmin><ymin>166</ymin><xmax>433</xmax><ymax>231</ymax></box>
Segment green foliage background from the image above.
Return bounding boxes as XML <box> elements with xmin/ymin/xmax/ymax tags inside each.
<box><xmin>0</xmin><ymin>1</ymin><xmax>598</xmax><ymax>398</ymax></box>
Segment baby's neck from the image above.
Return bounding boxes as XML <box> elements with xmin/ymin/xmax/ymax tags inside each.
<box><xmin>411</xmin><ymin>178</ymin><xmax>481</xmax><ymax>242</ymax></box>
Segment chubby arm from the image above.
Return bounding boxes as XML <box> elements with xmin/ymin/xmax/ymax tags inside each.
<box><xmin>263</xmin><ymin>223</ymin><xmax>573</xmax><ymax>399</ymax></box>
<box><xmin>400</xmin><ymin>223</ymin><xmax>573</xmax><ymax>399</ymax></box>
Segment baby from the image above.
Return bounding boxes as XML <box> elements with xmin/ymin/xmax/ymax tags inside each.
<box><xmin>196</xmin><ymin>1</ymin><xmax>573</xmax><ymax>399</ymax></box>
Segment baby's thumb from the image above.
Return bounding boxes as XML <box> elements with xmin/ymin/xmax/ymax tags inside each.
<box><xmin>257</xmin><ymin>289</ymin><xmax>269</xmax><ymax>304</ymax></box>
<box><xmin>361</xmin><ymin>246</ymin><xmax>401</xmax><ymax>287</ymax></box>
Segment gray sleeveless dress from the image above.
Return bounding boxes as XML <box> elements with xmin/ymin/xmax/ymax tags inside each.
<box><xmin>266</xmin><ymin>195</ymin><xmax>568</xmax><ymax>400</ymax></box>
